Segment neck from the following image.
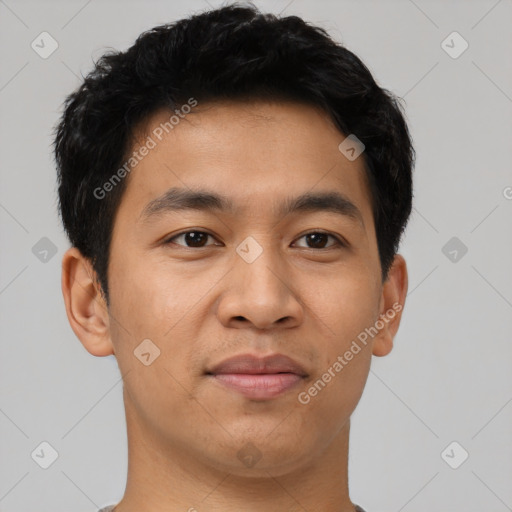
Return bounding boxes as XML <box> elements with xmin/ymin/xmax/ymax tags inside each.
<box><xmin>114</xmin><ymin>392</ymin><xmax>357</xmax><ymax>512</ymax></box>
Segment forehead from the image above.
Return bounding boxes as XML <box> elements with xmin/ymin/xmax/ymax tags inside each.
<box><xmin>116</xmin><ymin>99</ymin><xmax>373</xmax><ymax>227</ymax></box>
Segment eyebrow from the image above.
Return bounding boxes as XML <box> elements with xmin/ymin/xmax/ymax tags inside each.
<box><xmin>138</xmin><ymin>186</ymin><xmax>364</xmax><ymax>228</ymax></box>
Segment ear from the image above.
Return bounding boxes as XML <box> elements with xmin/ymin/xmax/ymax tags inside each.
<box><xmin>372</xmin><ymin>254</ymin><xmax>408</xmax><ymax>357</ymax></box>
<box><xmin>61</xmin><ymin>247</ymin><xmax>114</xmax><ymax>357</ymax></box>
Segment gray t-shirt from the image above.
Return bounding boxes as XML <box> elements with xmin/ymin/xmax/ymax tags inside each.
<box><xmin>98</xmin><ymin>505</ymin><xmax>367</xmax><ymax>511</ymax></box>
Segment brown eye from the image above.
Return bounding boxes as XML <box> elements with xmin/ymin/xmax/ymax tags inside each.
<box><xmin>293</xmin><ymin>232</ymin><xmax>344</xmax><ymax>249</ymax></box>
<box><xmin>165</xmin><ymin>231</ymin><xmax>216</xmax><ymax>248</ymax></box>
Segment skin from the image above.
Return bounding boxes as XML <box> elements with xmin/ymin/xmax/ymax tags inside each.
<box><xmin>61</xmin><ymin>99</ymin><xmax>408</xmax><ymax>512</ymax></box>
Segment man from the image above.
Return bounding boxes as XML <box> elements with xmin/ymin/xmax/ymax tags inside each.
<box><xmin>54</xmin><ymin>3</ymin><xmax>413</xmax><ymax>511</ymax></box>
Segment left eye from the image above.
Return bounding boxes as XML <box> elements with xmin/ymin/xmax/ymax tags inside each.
<box><xmin>293</xmin><ymin>232</ymin><xmax>343</xmax><ymax>249</ymax></box>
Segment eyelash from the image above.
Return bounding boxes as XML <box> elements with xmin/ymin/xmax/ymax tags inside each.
<box><xmin>163</xmin><ymin>230</ymin><xmax>346</xmax><ymax>250</ymax></box>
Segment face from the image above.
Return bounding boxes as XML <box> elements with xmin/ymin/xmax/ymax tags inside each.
<box><xmin>64</xmin><ymin>99</ymin><xmax>407</xmax><ymax>477</ymax></box>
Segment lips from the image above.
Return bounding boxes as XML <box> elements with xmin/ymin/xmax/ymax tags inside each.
<box><xmin>206</xmin><ymin>353</ymin><xmax>308</xmax><ymax>400</ymax></box>
<box><xmin>206</xmin><ymin>353</ymin><xmax>308</xmax><ymax>377</ymax></box>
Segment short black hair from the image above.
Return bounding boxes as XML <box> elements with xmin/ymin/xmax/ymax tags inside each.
<box><xmin>54</xmin><ymin>1</ymin><xmax>414</xmax><ymax>307</ymax></box>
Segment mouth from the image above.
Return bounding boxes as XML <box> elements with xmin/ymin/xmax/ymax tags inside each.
<box><xmin>205</xmin><ymin>353</ymin><xmax>308</xmax><ymax>401</ymax></box>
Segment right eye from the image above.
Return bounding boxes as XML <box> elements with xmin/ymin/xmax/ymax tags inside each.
<box><xmin>163</xmin><ymin>230</ymin><xmax>221</xmax><ymax>248</ymax></box>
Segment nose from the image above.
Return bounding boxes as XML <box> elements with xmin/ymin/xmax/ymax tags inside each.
<box><xmin>216</xmin><ymin>242</ymin><xmax>304</xmax><ymax>330</ymax></box>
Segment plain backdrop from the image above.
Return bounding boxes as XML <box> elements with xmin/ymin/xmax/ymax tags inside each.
<box><xmin>1</xmin><ymin>1</ymin><xmax>511</xmax><ymax>511</ymax></box>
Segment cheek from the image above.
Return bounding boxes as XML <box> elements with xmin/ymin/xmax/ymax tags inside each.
<box><xmin>299</xmin><ymin>276</ymin><xmax>378</xmax><ymax>434</ymax></box>
<box><xmin>107</xmin><ymin>259</ymin><xmax>199</xmax><ymax>415</ymax></box>
<box><xmin>301</xmin><ymin>267</ymin><xmax>379</xmax><ymax>420</ymax></box>
<box><xmin>307</xmin><ymin>265</ymin><xmax>381</xmax><ymax>350</ymax></box>
<box><xmin>108</xmin><ymin>256</ymin><xmax>208</xmax><ymax>380</ymax></box>
<box><xmin>110</xmin><ymin>255</ymin><xmax>185</xmax><ymax>335</ymax></box>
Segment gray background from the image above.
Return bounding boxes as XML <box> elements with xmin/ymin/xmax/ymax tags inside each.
<box><xmin>1</xmin><ymin>0</ymin><xmax>511</xmax><ymax>511</ymax></box>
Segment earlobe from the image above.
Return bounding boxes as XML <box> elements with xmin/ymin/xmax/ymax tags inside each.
<box><xmin>372</xmin><ymin>254</ymin><xmax>408</xmax><ymax>357</ymax></box>
<box><xmin>61</xmin><ymin>247</ymin><xmax>114</xmax><ymax>357</ymax></box>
